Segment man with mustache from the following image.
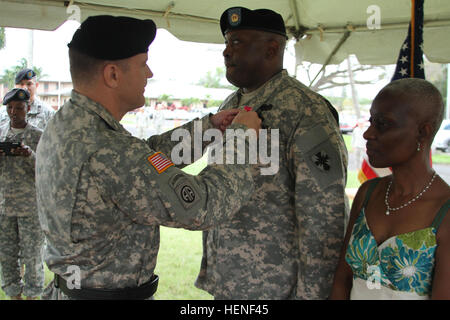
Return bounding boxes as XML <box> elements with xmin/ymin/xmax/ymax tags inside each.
<box><xmin>195</xmin><ymin>7</ymin><xmax>348</xmax><ymax>299</ymax></box>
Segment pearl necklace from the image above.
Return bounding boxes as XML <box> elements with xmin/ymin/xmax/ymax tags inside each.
<box><xmin>384</xmin><ymin>172</ymin><xmax>437</xmax><ymax>216</ymax></box>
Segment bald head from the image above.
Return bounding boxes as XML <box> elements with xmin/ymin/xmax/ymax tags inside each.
<box><xmin>377</xmin><ymin>78</ymin><xmax>444</xmax><ymax>140</ymax></box>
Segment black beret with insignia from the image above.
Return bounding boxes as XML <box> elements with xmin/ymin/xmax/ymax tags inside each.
<box><xmin>2</xmin><ymin>88</ymin><xmax>30</xmax><ymax>105</ymax></box>
<box><xmin>220</xmin><ymin>7</ymin><xmax>287</xmax><ymax>38</ymax></box>
<box><xmin>68</xmin><ymin>15</ymin><xmax>157</xmax><ymax>60</ymax></box>
<box><xmin>15</xmin><ymin>69</ymin><xmax>36</xmax><ymax>84</ymax></box>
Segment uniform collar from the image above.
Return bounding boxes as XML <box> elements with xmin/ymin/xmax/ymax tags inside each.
<box><xmin>0</xmin><ymin>122</ymin><xmax>31</xmax><ymax>141</ymax></box>
<box><xmin>235</xmin><ymin>69</ymin><xmax>287</xmax><ymax>112</ymax></box>
<box><xmin>70</xmin><ymin>90</ymin><xmax>129</xmax><ymax>134</ymax></box>
<box><xmin>28</xmin><ymin>99</ymin><xmax>41</xmax><ymax>115</ymax></box>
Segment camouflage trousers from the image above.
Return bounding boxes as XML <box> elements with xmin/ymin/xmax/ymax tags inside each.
<box><xmin>0</xmin><ymin>214</ymin><xmax>45</xmax><ymax>298</ymax></box>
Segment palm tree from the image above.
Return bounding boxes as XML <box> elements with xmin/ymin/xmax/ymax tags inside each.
<box><xmin>0</xmin><ymin>27</ymin><xmax>5</xmax><ymax>50</ymax></box>
<box><xmin>0</xmin><ymin>58</ymin><xmax>46</xmax><ymax>89</ymax></box>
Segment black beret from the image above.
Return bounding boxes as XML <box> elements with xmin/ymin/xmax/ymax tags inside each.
<box><xmin>68</xmin><ymin>15</ymin><xmax>157</xmax><ymax>60</ymax></box>
<box><xmin>220</xmin><ymin>7</ymin><xmax>287</xmax><ymax>38</ymax></box>
<box><xmin>2</xmin><ymin>88</ymin><xmax>30</xmax><ymax>105</ymax></box>
<box><xmin>15</xmin><ymin>69</ymin><xmax>36</xmax><ymax>84</ymax></box>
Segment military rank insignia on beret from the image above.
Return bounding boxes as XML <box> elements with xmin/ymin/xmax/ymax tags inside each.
<box><xmin>2</xmin><ymin>88</ymin><xmax>30</xmax><ymax>105</ymax></box>
<box><xmin>15</xmin><ymin>69</ymin><xmax>36</xmax><ymax>84</ymax></box>
<box><xmin>228</xmin><ymin>7</ymin><xmax>241</xmax><ymax>26</ymax></box>
<box><xmin>147</xmin><ymin>152</ymin><xmax>174</xmax><ymax>174</ymax></box>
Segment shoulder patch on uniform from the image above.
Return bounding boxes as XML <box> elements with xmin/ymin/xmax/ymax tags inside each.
<box><xmin>296</xmin><ymin>127</ymin><xmax>344</xmax><ymax>190</ymax></box>
<box><xmin>147</xmin><ymin>152</ymin><xmax>174</xmax><ymax>173</ymax></box>
<box><xmin>311</xmin><ymin>151</ymin><xmax>331</xmax><ymax>171</ymax></box>
<box><xmin>169</xmin><ymin>174</ymin><xmax>201</xmax><ymax>210</ymax></box>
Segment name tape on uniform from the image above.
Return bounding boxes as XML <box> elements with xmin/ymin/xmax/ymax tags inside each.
<box><xmin>147</xmin><ymin>152</ymin><xmax>174</xmax><ymax>173</ymax></box>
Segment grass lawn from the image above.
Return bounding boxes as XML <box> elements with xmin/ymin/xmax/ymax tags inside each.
<box><xmin>154</xmin><ymin>227</ymin><xmax>212</xmax><ymax>300</ymax></box>
<box><xmin>432</xmin><ymin>152</ymin><xmax>450</xmax><ymax>164</ymax></box>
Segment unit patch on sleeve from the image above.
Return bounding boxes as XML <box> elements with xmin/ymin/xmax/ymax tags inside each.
<box><xmin>296</xmin><ymin>126</ymin><xmax>343</xmax><ymax>189</ymax></box>
<box><xmin>312</xmin><ymin>151</ymin><xmax>331</xmax><ymax>172</ymax></box>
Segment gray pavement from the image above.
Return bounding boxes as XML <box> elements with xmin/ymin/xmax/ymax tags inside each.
<box><xmin>433</xmin><ymin>163</ymin><xmax>450</xmax><ymax>185</ymax></box>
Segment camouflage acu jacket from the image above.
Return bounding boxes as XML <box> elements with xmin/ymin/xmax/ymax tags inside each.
<box><xmin>0</xmin><ymin>122</ymin><xmax>42</xmax><ymax>217</ymax></box>
<box><xmin>36</xmin><ymin>90</ymin><xmax>254</xmax><ymax>290</ymax></box>
<box><xmin>26</xmin><ymin>98</ymin><xmax>55</xmax><ymax>130</ymax></box>
<box><xmin>195</xmin><ymin>70</ymin><xmax>349</xmax><ymax>299</ymax></box>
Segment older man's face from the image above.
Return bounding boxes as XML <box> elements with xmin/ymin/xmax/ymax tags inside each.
<box><xmin>16</xmin><ymin>78</ymin><xmax>37</xmax><ymax>102</ymax></box>
<box><xmin>223</xmin><ymin>29</ymin><xmax>268</xmax><ymax>91</ymax></box>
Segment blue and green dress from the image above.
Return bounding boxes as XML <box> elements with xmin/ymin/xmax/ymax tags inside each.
<box><xmin>345</xmin><ymin>177</ymin><xmax>449</xmax><ymax>299</ymax></box>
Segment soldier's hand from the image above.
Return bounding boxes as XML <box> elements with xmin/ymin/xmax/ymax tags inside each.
<box><xmin>0</xmin><ymin>149</ymin><xmax>5</xmax><ymax>157</ymax></box>
<box><xmin>11</xmin><ymin>144</ymin><xmax>32</xmax><ymax>157</ymax></box>
<box><xmin>232</xmin><ymin>110</ymin><xmax>262</xmax><ymax>137</ymax></box>
<box><xmin>210</xmin><ymin>109</ymin><xmax>240</xmax><ymax>133</ymax></box>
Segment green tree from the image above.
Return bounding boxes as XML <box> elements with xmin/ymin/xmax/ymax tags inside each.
<box><xmin>197</xmin><ymin>67</ymin><xmax>236</xmax><ymax>90</ymax></box>
<box><xmin>158</xmin><ymin>94</ymin><xmax>174</xmax><ymax>105</ymax></box>
<box><xmin>0</xmin><ymin>27</ymin><xmax>5</xmax><ymax>50</ymax></box>
<box><xmin>0</xmin><ymin>58</ymin><xmax>46</xmax><ymax>89</ymax></box>
<box><xmin>181</xmin><ymin>97</ymin><xmax>201</xmax><ymax>107</ymax></box>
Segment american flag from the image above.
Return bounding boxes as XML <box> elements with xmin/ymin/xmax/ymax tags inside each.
<box><xmin>358</xmin><ymin>0</ymin><xmax>426</xmax><ymax>183</ymax></box>
<box><xmin>391</xmin><ymin>0</ymin><xmax>425</xmax><ymax>81</ymax></box>
<box><xmin>147</xmin><ymin>152</ymin><xmax>174</xmax><ymax>173</ymax></box>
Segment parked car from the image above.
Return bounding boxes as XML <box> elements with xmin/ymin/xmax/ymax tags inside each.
<box><xmin>339</xmin><ymin>115</ymin><xmax>358</xmax><ymax>134</ymax></box>
<box><xmin>432</xmin><ymin>119</ymin><xmax>450</xmax><ymax>152</ymax></box>
<box><xmin>339</xmin><ymin>121</ymin><xmax>355</xmax><ymax>134</ymax></box>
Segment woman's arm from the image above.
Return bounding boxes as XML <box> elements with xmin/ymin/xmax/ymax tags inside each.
<box><xmin>431</xmin><ymin>209</ymin><xmax>450</xmax><ymax>299</ymax></box>
<box><xmin>329</xmin><ymin>180</ymin><xmax>371</xmax><ymax>299</ymax></box>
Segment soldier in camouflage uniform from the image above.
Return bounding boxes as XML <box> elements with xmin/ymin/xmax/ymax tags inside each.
<box><xmin>194</xmin><ymin>7</ymin><xmax>349</xmax><ymax>299</ymax></box>
<box><xmin>14</xmin><ymin>69</ymin><xmax>55</xmax><ymax>130</ymax></box>
<box><xmin>0</xmin><ymin>88</ymin><xmax>44</xmax><ymax>300</ymax></box>
<box><xmin>36</xmin><ymin>16</ymin><xmax>261</xmax><ymax>300</ymax></box>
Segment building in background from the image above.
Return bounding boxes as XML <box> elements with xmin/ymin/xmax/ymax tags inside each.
<box><xmin>36</xmin><ymin>79</ymin><xmax>72</xmax><ymax>110</ymax></box>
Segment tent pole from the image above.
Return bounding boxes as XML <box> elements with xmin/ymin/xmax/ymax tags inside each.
<box><xmin>447</xmin><ymin>64</ymin><xmax>450</xmax><ymax>119</ymax></box>
<box><xmin>309</xmin><ymin>29</ymin><xmax>352</xmax><ymax>88</ymax></box>
<box><xmin>289</xmin><ymin>0</ymin><xmax>301</xmax><ymax>31</ymax></box>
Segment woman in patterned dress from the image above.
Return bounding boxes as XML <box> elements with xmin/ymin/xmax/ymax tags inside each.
<box><xmin>330</xmin><ymin>78</ymin><xmax>450</xmax><ymax>299</ymax></box>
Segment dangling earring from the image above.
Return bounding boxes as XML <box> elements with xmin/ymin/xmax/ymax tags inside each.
<box><xmin>417</xmin><ymin>142</ymin><xmax>421</xmax><ymax>152</ymax></box>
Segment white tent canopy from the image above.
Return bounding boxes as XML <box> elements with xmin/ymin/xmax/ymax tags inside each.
<box><xmin>1</xmin><ymin>0</ymin><xmax>450</xmax><ymax>65</ymax></box>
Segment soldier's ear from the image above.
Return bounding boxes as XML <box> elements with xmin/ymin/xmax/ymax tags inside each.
<box><xmin>265</xmin><ymin>39</ymin><xmax>279</xmax><ymax>60</ymax></box>
<box><xmin>103</xmin><ymin>63</ymin><xmax>120</xmax><ymax>89</ymax></box>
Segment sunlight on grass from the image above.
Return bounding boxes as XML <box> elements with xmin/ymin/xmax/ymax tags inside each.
<box><xmin>154</xmin><ymin>227</ymin><xmax>212</xmax><ymax>300</ymax></box>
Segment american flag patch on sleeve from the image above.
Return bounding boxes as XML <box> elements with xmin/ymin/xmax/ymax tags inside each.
<box><xmin>147</xmin><ymin>152</ymin><xmax>174</xmax><ymax>173</ymax></box>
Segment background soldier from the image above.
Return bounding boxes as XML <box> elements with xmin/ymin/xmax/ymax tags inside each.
<box><xmin>0</xmin><ymin>88</ymin><xmax>44</xmax><ymax>300</ymax></box>
<box><xmin>13</xmin><ymin>69</ymin><xmax>55</xmax><ymax>129</ymax></box>
<box><xmin>36</xmin><ymin>15</ymin><xmax>261</xmax><ymax>300</ymax></box>
<box><xmin>195</xmin><ymin>7</ymin><xmax>349</xmax><ymax>299</ymax></box>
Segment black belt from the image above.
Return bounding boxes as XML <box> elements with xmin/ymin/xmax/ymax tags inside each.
<box><xmin>54</xmin><ymin>273</ymin><xmax>158</xmax><ymax>300</ymax></box>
